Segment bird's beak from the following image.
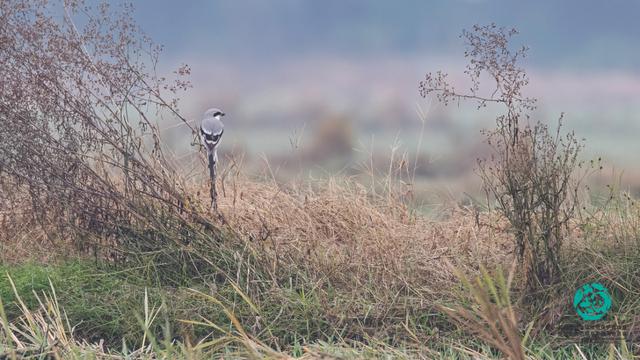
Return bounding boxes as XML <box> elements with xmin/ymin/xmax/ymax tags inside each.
<box><xmin>221</xmin><ymin>112</ymin><xmax>226</xmax><ymax>117</ymax></box>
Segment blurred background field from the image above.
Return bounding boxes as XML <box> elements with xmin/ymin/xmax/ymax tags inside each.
<box><xmin>138</xmin><ymin>0</ymin><xmax>640</xmax><ymax>201</ymax></box>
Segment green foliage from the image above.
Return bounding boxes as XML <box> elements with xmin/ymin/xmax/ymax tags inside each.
<box><xmin>1</xmin><ymin>251</ymin><xmax>636</xmax><ymax>358</ymax></box>
<box><xmin>0</xmin><ymin>261</ymin><xmax>173</xmax><ymax>346</ymax></box>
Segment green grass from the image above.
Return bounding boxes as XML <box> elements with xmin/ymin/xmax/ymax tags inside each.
<box><xmin>0</xmin><ymin>260</ymin><xmax>344</xmax><ymax>353</ymax></box>
<box><xmin>0</xmin><ymin>261</ymin><xmax>174</xmax><ymax>346</ymax></box>
<box><xmin>0</xmin><ymin>257</ymin><xmax>636</xmax><ymax>358</ymax></box>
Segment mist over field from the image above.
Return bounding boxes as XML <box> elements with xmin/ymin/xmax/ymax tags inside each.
<box><xmin>127</xmin><ymin>0</ymin><xmax>640</xmax><ymax>196</ymax></box>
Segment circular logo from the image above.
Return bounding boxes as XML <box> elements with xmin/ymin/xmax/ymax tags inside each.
<box><xmin>573</xmin><ymin>282</ymin><xmax>612</xmax><ymax>321</ymax></box>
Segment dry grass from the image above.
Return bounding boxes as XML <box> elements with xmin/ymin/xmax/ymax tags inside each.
<box><xmin>0</xmin><ymin>193</ymin><xmax>81</xmax><ymax>264</ymax></box>
<box><xmin>208</xmin><ymin>172</ymin><xmax>513</xmax><ymax>296</ymax></box>
<box><xmin>441</xmin><ymin>264</ymin><xmax>528</xmax><ymax>360</ymax></box>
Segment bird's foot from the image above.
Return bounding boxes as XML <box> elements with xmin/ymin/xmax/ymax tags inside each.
<box><xmin>210</xmin><ymin>200</ymin><xmax>227</xmax><ymax>224</ymax></box>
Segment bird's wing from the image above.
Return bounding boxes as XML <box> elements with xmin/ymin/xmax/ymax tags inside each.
<box><xmin>201</xmin><ymin>117</ymin><xmax>224</xmax><ymax>136</ymax></box>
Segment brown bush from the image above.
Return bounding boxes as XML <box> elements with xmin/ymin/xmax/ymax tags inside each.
<box><xmin>305</xmin><ymin>114</ymin><xmax>354</xmax><ymax>163</ymax></box>
<box><xmin>0</xmin><ymin>0</ymin><xmax>222</xmax><ymax>271</ymax></box>
<box><xmin>420</xmin><ymin>24</ymin><xmax>584</xmax><ymax>291</ymax></box>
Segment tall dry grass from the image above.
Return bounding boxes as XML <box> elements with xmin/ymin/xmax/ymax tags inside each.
<box><xmin>212</xmin><ymin>173</ymin><xmax>513</xmax><ymax>293</ymax></box>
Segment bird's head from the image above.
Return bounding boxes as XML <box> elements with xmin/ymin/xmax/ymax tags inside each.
<box><xmin>204</xmin><ymin>107</ymin><xmax>225</xmax><ymax>120</ymax></box>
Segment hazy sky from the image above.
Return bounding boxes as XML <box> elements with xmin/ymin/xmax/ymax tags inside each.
<box><xmin>127</xmin><ymin>0</ymin><xmax>640</xmax><ymax>71</ymax></box>
<box><xmin>116</xmin><ymin>1</ymin><xmax>640</xmax><ymax>127</ymax></box>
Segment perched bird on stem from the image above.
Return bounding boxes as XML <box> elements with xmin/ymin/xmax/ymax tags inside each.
<box><xmin>200</xmin><ymin>107</ymin><xmax>225</xmax><ymax>210</ymax></box>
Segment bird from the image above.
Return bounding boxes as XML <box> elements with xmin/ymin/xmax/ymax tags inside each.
<box><xmin>200</xmin><ymin>107</ymin><xmax>225</xmax><ymax>210</ymax></box>
<box><xmin>200</xmin><ymin>108</ymin><xmax>225</xmax><ymax>161</ymax></box>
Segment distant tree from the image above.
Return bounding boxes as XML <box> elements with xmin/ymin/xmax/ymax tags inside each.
<box><xmin>307</xmin><ymin>115</ymin><xmax>353</xmax><ymax>162</ymax></box>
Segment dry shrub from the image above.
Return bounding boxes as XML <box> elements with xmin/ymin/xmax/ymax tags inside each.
<box><xmin>305</xmin><ymin>114</ymin><xmax>354</xmax><ymax>163</ymax></box>
<box><xmin>420</xmin><ymin>24</ymin><xmax>585</xmax><ymax>291</ymax></box>
<box><xmin>0</xmin><ymin>0</ymin><xmax>225</xmax><ymax>271</ymax></box>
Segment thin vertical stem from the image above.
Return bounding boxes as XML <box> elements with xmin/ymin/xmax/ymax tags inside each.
<box><xmin>208</xmin><ymin>152</ymin><xmax>217</xmax><ymax>211</ymax></box>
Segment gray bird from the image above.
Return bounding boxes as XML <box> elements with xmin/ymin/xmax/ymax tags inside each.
<box><xmin>200</xmin><ymin>108</ymin><xmax>225</xmax><ymax>161</ymax></box>
<box><xmin>200</xmin><ymin>107</ymin><xmax>225</xmax><ymax>210</ymax></box>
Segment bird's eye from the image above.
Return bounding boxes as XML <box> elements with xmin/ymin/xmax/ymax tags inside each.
<box><xmin>213</xmin><ymin>111</ymin><xmax>221</xmax><ymax>117</ymax></box>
